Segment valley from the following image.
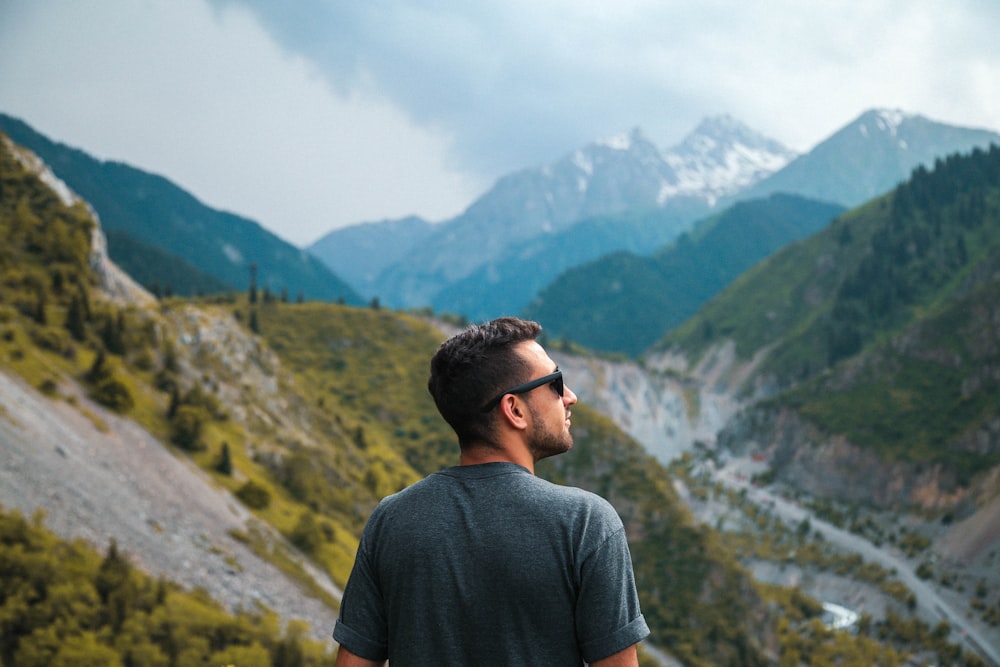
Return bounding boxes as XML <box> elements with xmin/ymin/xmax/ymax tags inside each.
<box><xmin>710</xmin><ymin>457</ymin><xmax>1000</xmax><ymax>666</ymax></box>
<box><xmin>554</xmin><ymin>344</ymin><xmax>1000</xmax><ymax>665</ymax></box>
<box><xmin>0</xmin><ymin>368</ymin><xmax>341</xmax><ymax>643</ymax></box>
<box><xmin>3</xmin><ymin>109</ymin><xmax>1000</xmax><ymax>664</ymax></box>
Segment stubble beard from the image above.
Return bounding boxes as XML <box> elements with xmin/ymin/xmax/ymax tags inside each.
<box><xmin>526</xmin><ymin>404</ymin><xmax>573</xmax><ymax>461</ymax></box>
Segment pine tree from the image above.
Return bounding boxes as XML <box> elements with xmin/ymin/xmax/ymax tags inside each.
<box><xmin>102</xmin><ymin>310</ymin><xmax>126</xmax><ymax>355</ymax></box>
<box><xmin>166</xmin><ymin>385</ymin><xmax>180</xmax><ymax>419</ymax></box>
<box><xmin>86</xmin><ymin>349</ymin><xmax>111</xmax><ymax>384</ymax></box>
<box><xmin>32</xmin><ymin>284</ymin><xmax>47</xmax><ymax>325</ymax></box>
<box><xmin>215</xmin><ymin>442</ymin><xmax>233</xmax><ymax>476</ymax></box>
<box><xmin>65</xmin><ymin>293</ymin><xmax>87</xmax><ymax>342</ymax></box>
<box><xmin>248</xmin><ymin>263</ymin><xmax>258</xmax><ymax>304</ymax></box>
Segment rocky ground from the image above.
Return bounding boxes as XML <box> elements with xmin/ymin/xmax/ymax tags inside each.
<box><xmin>681</xmin><ymin>453</ymin><xmax>1000</xmax><ymax>664</ymax></box>
<box><xmin>0</xmin><ymin>368</ymin><xmax>341</xmax><ymax>644</ymax></box>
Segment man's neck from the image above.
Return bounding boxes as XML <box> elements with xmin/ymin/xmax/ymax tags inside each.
<box><xmin>460</xmin><ymin>444</ymin><xmax>534</xmax><ymax>474</ymax></box>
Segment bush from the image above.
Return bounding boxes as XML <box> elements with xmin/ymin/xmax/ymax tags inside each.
<box><xmin>91</xmin><ymin>377</ymin><xmax>135</xmax><ymax>413</ymax></box>
<box><xmin>289</xmin><ymin>511</ymin><xmax>324</xmax><ymax>555</ymax></box>
<box><xmin>30</xmin><ymin>325</ymin><xmax>74</xmax><ymax>356</ymax></box>
<box><xmin>235</xmin><ymin>481</ymin><xmax>271</xmax><ymax>510</ymax></box>
<box><xmin>169</xmin><ymin>405</ymin><xmax>209</xmax><ymax>451</ymax></box>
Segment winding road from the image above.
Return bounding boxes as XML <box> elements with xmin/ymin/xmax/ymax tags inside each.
<box><xmin>716</xmin><ymin>464</ymin><xmax>1000</xmax><ymax>667</ymax></box>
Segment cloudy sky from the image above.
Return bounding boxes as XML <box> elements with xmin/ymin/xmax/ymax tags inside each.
<box><xmin>2</xmin><ymin>1</ymin><xmax>999</xmax><ymax>247</ymax></box>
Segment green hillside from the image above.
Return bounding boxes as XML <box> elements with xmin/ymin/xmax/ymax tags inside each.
<box><xmin>250</xmin><ymin>303</ymin><xmax>775</xmax><ymax>664</ymax></box>
<box><xmin>105</xmin><ymin>229</ymin><xmax>232</xmax><ymax>297</ymax></box>
<box><xmin>523</xmin><ymin>194</ymin><xmax>844</xmax><ymax>356</ymax></box>
<box><xmin>661</xmin><ymin>145</ymin><xmax>1000</xmax><ymax>481</ymax></box>
<box><xmin>0</xmin><ymin>131</ymin><xmax>774</xmax><ymax>664</ymax></box>
<box><xmin>0</xmin><ymin>507</ymin><xmax>335</xmax><ymax>666</ymax></box>
<box><xmin>3</xmin><ymin>132</ymin><xmax>970</xmax><ymax>664</ymax></box>
<box><xmin>0</xmin><ymin>113</ymin><xmax>362</xmax><ymax>305</ymax></box>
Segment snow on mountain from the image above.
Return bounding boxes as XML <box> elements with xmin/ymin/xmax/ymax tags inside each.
<box><xmin>738</xmin><ymin>108</ymin><xmax>1000</xmax><ymax>208</ymax></box>
<box><xmin>560</xmin><ymin>117</ymin><xmax>796</xmax><ymax>212</ymax></box>
<box><xmin>660</xmin><ymin>115</ymin><xmax>798</xmax><ymax>205</ymax></box>
<box><xmin>360</xmin><ymin>116</ymin><xmax>795</xmax><ymax>310</ymax></box>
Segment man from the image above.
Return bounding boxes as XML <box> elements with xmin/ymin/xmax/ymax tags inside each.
<box><xmin>333</xmin><ymin>317</ymin><xmax>649</xmax><ymax>666</ymax></box>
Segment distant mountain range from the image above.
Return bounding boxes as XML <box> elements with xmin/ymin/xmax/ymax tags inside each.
<box><xmin>657</xmin><ymin>143</ymin><xmax>1000</xmax><ymax>511</ymax></box>
<box><xmin>310</xmin><ymin>109</ymin><xmax>1000</xmax><ymax>330</ymax></box>
<box><xmin>522</xmin><ymin>194</ymin><xmax>847</xmax><ymax>356</ymax></box>
<box><xmin>3</xmin><ymin>107</ymin><xmax>997</xmax><ymax>345</ymax></box>
<box><xmin>0</xmin><ymin>113</ymin><xmax>363</xmax><ymax>304</ymax></box>
<box><xmin>310</xmin><ymin>115</ymin><xmax>796</xmax><ymax>318</ymax></box>
<box><xmin>731</xmin><ymin>109</ymin><xmax>1000</xmax><ymax>207</ymax></box>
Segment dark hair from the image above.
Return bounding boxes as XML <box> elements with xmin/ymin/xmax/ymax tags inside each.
<box><xmin>428</xmin><ymin>317</ymin><xmax>542</xmax><ymax>446</ymax></box>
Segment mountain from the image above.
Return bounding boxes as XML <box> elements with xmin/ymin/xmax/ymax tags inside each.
<box><xmin>320</xmin><ymin>109</ymin><xmax>999</xmax><ymax>328</ymax></box>
<box><xmin>0</xmin><ymin>113</ymin><xmax>363</xmax><ymax>305</ymax></box>
<box><xmin>661</xmin><ymin>114</ymin><xmax>796</xmax><ymax>205</ymax></box>
<box><xmin>0</xmin><ymin>132</ymin><xmax>782</xmax><ymax>665</ymax></box>
<box><xmin>3</xmin><ymin>132</ymin><xmax>988</xmax><ymax>664</ymax></box>
<box><xmin>307</xmin><ymin>215</ymin><xmax>434</xmax><ymax>299</ymax></box>
<box><xmin>367</xmin><ymin>117</ymin><xmax>795</xmax><ymax>313</ymax></box>
<box><xmin>656</xmin><ymin>144</ymin><xmax>1000</xmax><ymax>510</ymax></box>
<box><xmin>517</xmin><ymin>109</ymin><xmax>1000</xmax><ymax>357</ymax></box>
<box><xmin>431</xmin><ymin>198</ymin><xmax>710</xmax><ymax>322</ymax></box>
<box><xmin>522</xmin><ymin>194</ymin><xmax>847</xmax><ymax>356</ymax></box>
<box><xmin>734</xmin><ymin>108</ymin><xmax>1000</xmax><ymax>208</ymax></box>
<box><xmin>104</xmin><ymin>228</ymin><xmax>231</xmax><ymax>297</ymax></box>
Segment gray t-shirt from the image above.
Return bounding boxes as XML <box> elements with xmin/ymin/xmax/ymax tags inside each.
<box><xmin>333</xmin><ymin>462</ymin><xmax>649</xmax><ymax>665</ymax></box>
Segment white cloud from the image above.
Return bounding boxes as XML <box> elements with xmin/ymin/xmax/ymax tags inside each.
<box><xmin>2</xmin><ymin>0</ymin><xmax>999</xmax><ymax>246</ymax></box>
<box><xmin>0</xmin><ymin>0</ymin><xmax>483</xmax><ymax>246</ymax></box>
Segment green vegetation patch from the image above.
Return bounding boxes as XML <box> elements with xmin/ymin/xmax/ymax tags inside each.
<box><xmin>0</xmin><ymin>506</ymin><xmax>335</xmax><ymax>666</ymax></box>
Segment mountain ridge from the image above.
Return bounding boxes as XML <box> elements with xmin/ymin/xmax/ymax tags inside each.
<box><xmin>0</xmin><ymin>113</ymin><xmax>363</xmax><ymax>305</ymax></box>
<box><xmin>316</xmin><ymin>115</ymin><xmax>794</xmax><ymax>314</ymax></box>
<box><xmin>516</xmin><ymin>109</ymin><xmax>1000</xmax><ymax>356</ymax></box>
<box><xmin>732</xmin><ymin>108</ymin><xmax>1000</xmax><ymax>208</ymax></box>
<box><xmin>657</xmin><ymin>143</ymin><xmax>1000</xmax><ymax>510</ymax></box>
<box><xmin>523</xmin><ymin>193</ymin><xmax>847</xmax><ymax>356</ymax></box>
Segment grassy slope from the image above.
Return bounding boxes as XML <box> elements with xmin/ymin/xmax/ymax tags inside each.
<box><xmin>253</xmin><ymin>302</ymin><xmax>772</xmax><ymax>663</ymax></box>
<box><xmin>658</xmin><ymin>146</ymin><xmax>1000</xmax><ymax>475</ymax></box>
<box><xmin>5</xmin><ymin>131</ymin><xmax>944</xmax><ymax>664</ymax></box>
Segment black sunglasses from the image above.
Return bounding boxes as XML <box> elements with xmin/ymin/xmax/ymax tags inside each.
<box><xmin>480</xmin><ymin>370</ymin><xmax>564</xmax><ymax>412</ymax></box>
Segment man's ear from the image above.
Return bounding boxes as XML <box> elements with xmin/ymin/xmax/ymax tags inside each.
<box><xmin>499</xmin><ymin>395</ymin><xmax>529</xmax><ymax>431</ymax></box>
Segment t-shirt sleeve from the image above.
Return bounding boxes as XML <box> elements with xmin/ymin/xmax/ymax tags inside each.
<box><xmin>332</xmin><ymin>519</ymin><xmax>390</xmax><ymax>661</ymax></box>
<box><xmin>575</xmin><ymin>520</ymin><xmax>651</xmax><ymax>663</ymax></box>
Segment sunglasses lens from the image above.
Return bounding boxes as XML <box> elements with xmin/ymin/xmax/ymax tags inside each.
<box><xmin>551</xmin><ymin>375</ymin><xmax>564</xmax><ymax>397</ymax></box>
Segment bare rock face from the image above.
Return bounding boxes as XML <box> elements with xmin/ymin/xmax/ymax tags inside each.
<box><xmin>4</xmin><ymin>134</ymin><xmax>155</xmax><ymax>309</ymax></box>
<box><xmin>718</xmin><ymin>406</ymin><xmax>973</xmax><ymax>511</ymax></box>
<box><xmin>88</xmin><ymin>225</ymin><xmax>157</xmax><ymax>308</ymax></box>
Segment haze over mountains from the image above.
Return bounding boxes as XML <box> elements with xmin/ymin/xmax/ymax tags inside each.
<box><xmin>0</xmin><ymin>113</ymin><xmax>363</xmax><ymax>305</ymax></box>
<box><xmin>312</xmin><ymin>114</ymin><xmax>797</xmax><ymax>316</ymax></box>
<box><xmin>2</xmin><ymin>108</ymin><xmax>998</xmax><ymax>353</ymax></box>
<box><xmin>3</xmin><ymin>105</ymin><xmax>1000</xmax><ymax>663</ymax></box>
<box><xmin>310</xmin><ymin>109</ymin><xmax>1000</xmax><ymax>331</ymax></box>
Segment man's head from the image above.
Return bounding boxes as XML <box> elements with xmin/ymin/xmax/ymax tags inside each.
<box><xmin>428</xmin><ymin>317</ymin><xmax>566</xmax><ymax>449</ymax></box>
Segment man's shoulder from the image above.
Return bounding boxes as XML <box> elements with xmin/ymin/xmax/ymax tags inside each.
<box><xmin>529</xmin><ymin>476</ymin><xmax>623</xmax><ymax>525</ymax></box>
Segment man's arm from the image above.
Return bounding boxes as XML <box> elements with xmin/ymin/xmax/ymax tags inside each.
<box><xmin>334</xmin><ymin>645</ymin><xmax>386</xmax><ymax>667</ymax></box>
<box><xmin>590</xmin><ymin>644</ymin><xmax>639</xmax><ymax>667</ymax></box>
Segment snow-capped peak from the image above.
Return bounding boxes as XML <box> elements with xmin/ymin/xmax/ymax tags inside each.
<box><xmin>597</xmin><ymin>131</ymin><xmax>633</xmax><ymax>151</ymax></box>
<box><xmin>595</xmin><ymin>126</ymin><xmax>647</xmax><ymax>151</ymax></box>
<box><xmin>871</xmin><ymin>108</ymin><xmax>913</xmax><ymax>136</ymax></box>
<box><xmin>658</xmin><ymin>115</ymin><xmax>797</xmax><ymax>205</ymax></box>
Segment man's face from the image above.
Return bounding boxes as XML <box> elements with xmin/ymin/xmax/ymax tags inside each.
<box><xmin>516</xmin><ymin>341</ymin><xmax>578</xmax><ymax>461</ymax></box>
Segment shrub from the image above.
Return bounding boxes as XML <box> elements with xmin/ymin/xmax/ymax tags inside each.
<box><xmin>169</xmin><ymin>405</ymin><xmax>209</xmax><ymax>451</ymax></box>
<box><xmin>30</xmin><ymin>325</ymin><xmax>74</xmax><ymax>356</ymax></box>
<box><xmin>289</xmin><ymin>511</ymin><xmax>324</xmax><ymax>555</ymax></box>
<box><xmin>235</xmin><ymin>481</ymin><xmax>271</xmax><ymax>510</ymax></box>
<box><xmin>90</xmin><ymin>377</ymin><xmax>134</xmax><ymax>413</ymax></box>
